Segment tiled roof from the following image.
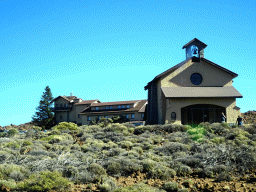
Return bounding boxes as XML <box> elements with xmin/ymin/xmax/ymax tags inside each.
<box><xmin>161</xmin><ymin>86</ymin><xmax>243</xmax><ymax>98</ymax></box>
<box><xmin>138</xmin><ymin>101</ymin><xmax>148</xmax><ymax>113</ymax></box>
<box><xmin>80</xmin><ymin>100</ymin><xmax>148</xmax><ymax>114</ymax></box>
<box><xmin>144</xmin><ymin>57</ymin><xmax>238</xmax><ymax>90</ymax></box>
<box><xmin>90</xmin><ymin>100</ymin><xmax>141</xmax><ymax>107</ymax></box>
<box><xmin>74</xmin><ymin>100</ymin><xmax>100</xmax><ymax>105</ymax></box>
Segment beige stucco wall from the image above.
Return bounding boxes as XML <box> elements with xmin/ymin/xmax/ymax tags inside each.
<box><xmin>161</xmin><ymin>60</ymin><xmax>234</xmax><ymax>87</ymax></box>
<box><xmin>165</xmin><ymin>98</ymin><xmax>241</xmax><ymax>124</ymax></box>
<box><xmin>81</xmin><ymin>112</ymin><xmax>144</xmax><ymax>125</ymax></box>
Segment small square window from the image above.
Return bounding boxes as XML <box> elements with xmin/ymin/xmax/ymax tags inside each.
<box><xmin>96</xmin><ymin>107</ymin><xmax>98</xmax><ymax>110</ymax></box>
<box><xmin>131</xmin><ymin>114</ymin><xmax>134</xmax><ymax>119</ymax></box>
<box><xmin>87</xmin><ymin>116</ymin><xmax>91</xmax><ymax>121</ymax></box>
<box><xmin>141</xmin><ymin>114</ymin><xmax>144</xmax><ymax>118</ymax></box>
<box><xmin>122</xmin><ymin>105</ymin><xmax>125</xmax><ymax>108</ymax></box>
<box><xmin>106</xmin><ymin>106</ymin><xmax>109</xmax><ymax>109</ymax></box>
<box><xmin>127</xmin><ymin>105</ymin><xmax>129</xmax><ymax>108</ymax></box>
<box><xmin>118</xmin><ymin>106</ymin><xmax>121</xmax><ymax>109</ymax></box>
<box><xmin>126</xmin><ymin>114</ymin><xmax>129</xmax><ymax>119</ymax></box>
<box><xmin>109</xmin><ymin>106</ymin><xmax>112</xmax><ymax>109</ymax></box>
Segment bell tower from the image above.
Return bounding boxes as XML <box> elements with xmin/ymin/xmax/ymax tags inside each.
<box><xmin>182</xmin><ymin>38</ymin><xmax>207</xmax><ymax>62</ymax></box>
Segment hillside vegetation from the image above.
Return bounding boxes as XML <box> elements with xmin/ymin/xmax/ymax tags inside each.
<box><xmin>0</xmin><ymin>120</ymin><xmax>256</xmax><ymax>192</ymax></box>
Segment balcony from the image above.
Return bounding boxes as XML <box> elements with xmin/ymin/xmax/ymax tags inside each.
<box><xmin>51</xmin><ymin>106</ymin><xmax>72</xmax><ymax>111</ymax></box>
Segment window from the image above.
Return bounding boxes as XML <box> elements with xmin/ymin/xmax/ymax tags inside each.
<box><xmin>122</xmin><ymin>105</ymin><xmax>125</xmax><ymax>109</ymax></box>
<box><xmin>131</xmin><ymin>114</ymin><xmax>134</xmax><ymax>119</ymax></box>
<box><xmin>171</xmin><ymin>112</ymin><xmax>176</xmax><ymax>120</ymax></box>
<box><xmin>109</xmin><ymin>106</ymin><xmax>112</xmax><ymax>109</ymax></box>
<box><xmin>78</xmin><ymin>115</ymin><xmax>80</xmax><ymax>118</ymax></box>
<box><xmin>118</xmin><ymin>106</ymin><xmax>121</xmax><ymax>109</ymax></box>
<box><xmin>64</xmin><ymin>104</ymin><xmax>67</xmax><ymax>107</ymax></box>
<box><xmin>106</xmin><ymin>106</ymin><xmax>109</xmax><ymax>109</ymax></box>
<box><xmin>141</xmin><ymin>114</ymin><xmax>144</xmax><ymax>118</ymax></box>
<box><xmin>105</xmin><ymin>116</ymin><xmax>108</xmax><ymax>118</ymax></box>
<box><xmin>126</xmin><ymin>114</ymin><xmax>129</xmax><ymax>119</ymax></box>
<box><xmin>87</xmin><ymin>116</ymin><xmax>91</xmax><ymax>121</ymax></box>
<box><xmin>96</xmin><ymin>107</ymin><xmax>98</xmax><ymax>110</ymax></box>
<box><xmin>127</xmin><ymin>105</ymin><xmax>130</xmax><ymax>108</ymax></box>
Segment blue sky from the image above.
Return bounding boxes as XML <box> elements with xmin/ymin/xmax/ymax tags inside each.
<box><xmin>1</xmin><ymin>0</ymin><xmax>255</xmax><ymax>126</ymax></box>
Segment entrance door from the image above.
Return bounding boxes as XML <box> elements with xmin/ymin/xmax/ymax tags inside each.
<box><xmin>181</xmin><ymin>104</ymin><xmax>225</xmax><ymax>125</ymax></box>
<box><xmin>192</xmin><ymin>108</ymin><xmax>203</xmax><ymax>125</ymax></box>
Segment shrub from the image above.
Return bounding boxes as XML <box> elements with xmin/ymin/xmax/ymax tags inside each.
<box><xmin>22</xmin><ymin>140</ymin><xmax>33</xmax><ymax>146</ymax></box>
<box><xmin>164</xmin><ymin>181</ymin><xmax>179</xmax><ymax>192</ymax></box>
<box><xmin>150</xmin><ymin>164</ymin><xmax>176</xmax><ymax>179</ymax></box>
<box><xmin>216</xmin><ymin>171</ymin><xmax>233</xmax><ymax>182</ymax></box>
<box><xmin>7</xmin><ymin>128</ymin><xmax>19</xmax><ymax>138</ymax></box>
<box><xmin>8</xmin><ymin>170</ymin><xmax>26</xmax><ymax>182</ymax></box>
<box><xmin>17</xmin><ymin>170</ymin><xmax>73</xmax><ymax>191</ymax></box>
<box><xmin>176</xmin><ymin>165</ymin><xmax>193</xmax><ymax>177</ymax></box>
<box><xmin>211</xmin><ymin>137</ymin><xmax>225</xmax><ymax>144</ymax></box>
<box><xmin>98</xmin><ymin>176</ymin><xmax>118</xmax><ymax>192</ymax></box>
<box><xmin>0</xmin><ymin>179</ymin><xmax>17</xmax><ymax>191</ymax></box>
<box><xmin>177</xmin><ymin>188</ymin><xmax>189</xmax><ymax>192</ymax></box>
<box><xmin>88</xmin><ymin>163</ymin><xmax>107</xmax><ymax>176</ymax></box>
<box><xmin>119</xmin><ymin>141</ymin><xmax>133</xmax><ymax>149</ymax></box>
<box><xmin>52</xmin><ymin>122</ymin><xmax>78</xmax><ymax>131</ymax></box>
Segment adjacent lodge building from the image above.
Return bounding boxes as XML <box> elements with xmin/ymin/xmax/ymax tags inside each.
<box><xmin>51</xmin><ymin>38</ymin><xmax>243</xmax><ymax>126</ymax></box>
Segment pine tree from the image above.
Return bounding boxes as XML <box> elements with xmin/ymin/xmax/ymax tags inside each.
<box><xmin>32</xmin><ymin>86</ymin><xmax>55</xmax><ymax>130</ymax></box>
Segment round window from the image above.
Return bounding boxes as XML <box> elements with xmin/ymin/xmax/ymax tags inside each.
<box><xmin>190</xmin><ymin>73</ymin><xmax>202</xmax><ymax>85</ymax></box>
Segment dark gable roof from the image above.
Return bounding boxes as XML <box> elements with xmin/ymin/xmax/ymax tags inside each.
<box><xmin>52</xmin><ymin>96</ymin><xmax>76</xmax><ymax>102</ymax></box>
<box><xmin>161</xmin><ymin>86</ymin><xmax>243</xmax><ymax>98</ymax></box>
<box><xmin>80</xmin><ymin>100</ymin><xmax>147</xmax><ymax>114</ymax></box>
<box><xmin>182</xmin><ymin>38</ymin><xmax>207</xmax><ymax>49</ymax></box>
<box><xmin>144</xmin><ymin>57</ymin><xmax>238</xmax><ymax>90</ymax></box>
<box><xmin>144</xmin><ymin>58</ymin><xmax>190</xmax><ymax>90</ymax></box>
<box><xmin>74</xmin><ymin>100</ymin><xmax>100</xmax><ymax>105</ymax></box>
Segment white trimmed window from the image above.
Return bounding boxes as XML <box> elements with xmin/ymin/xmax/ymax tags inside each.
<box><xmin>131</xmin><ymin>114</ymin><xmax>134</xmax><ymax>119</ymax></box>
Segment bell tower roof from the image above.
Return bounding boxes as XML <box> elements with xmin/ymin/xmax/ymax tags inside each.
<box><xmin>182</xmin><ymin>38</ymin><xmax>208</xmax><ymax>61</ymax></box>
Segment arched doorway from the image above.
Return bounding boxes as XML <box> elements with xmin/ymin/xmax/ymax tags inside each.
<box><xmin>181</xmin><ymin>104</ymin><xmax>225</xmax><ymax>125</ymax></box>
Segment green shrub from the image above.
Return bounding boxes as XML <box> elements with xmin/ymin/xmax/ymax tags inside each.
<box><xmin>88</xmin><ymin>163</ymin><xmax>107</xmax><ymax>175</ymax></box>
<box><xmin>119</xmin><ymin>141</ymin><xmax>133</xmax><ymax>149</ymax></box>
<box><xmin>150</xmin><ymin>164</ymin><xmax>176</xmax><ymax>179</ymax></box>
<box><xmin>7</xmin><ymin>128</ymin><xmax>19</xmax><ymax>137</ymax></box>
<box><xmin>22</xmin><ymin>140</ymin><xmax>33</xmax><ymax>146</ymax></box>
<box><xmin>0</xmin><ymin>179</ymin><xmax>17</xmax><ymax>190</ymax></box>
<box><xmin>17</xmin><ymin>170</ymin><xmax>73</xmax><ymax>191</ymax></box>
<box><xmin>164</xmin><ymin>181</ymin><xmax>179</xmax><ymax>192</ymax></box>
<box><xmin>98</xmin><ymin>176</ymin><xmax>118</xmax><ymax>192</ymax></box>
<box><xmin>177</xmin><ymin>188</ymin><xmax>189</xmax><ymax>192</ymax></box>
<box><xmin>52</xmin><ymin>122</ymin><xmax>78</xmax><ymax>131</ymax></box>
<box><xmin>216</xmin><ymin>171</ymin><xmax>233</xmax><ymax>182</ymax></box>
<box><xmin>176</xmin><ymin>165</ymin><xmax>193</xmax><ymax>177</ymax></box>
<box><xmin>211</xmin><ymin>137</ymin><xmax>225</xmax><ymax>144</ymax></box>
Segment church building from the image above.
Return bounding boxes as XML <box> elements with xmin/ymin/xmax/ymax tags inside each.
<box><xmin>145</xmin><ymin>38</ymin><xmax>243</xmax><ymax>125</ymax></box>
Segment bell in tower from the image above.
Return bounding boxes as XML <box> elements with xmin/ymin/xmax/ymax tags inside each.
<box><xmin>182</xmin><ymin>38</ymin><xmax>207</xmax><ymax>62</ymax></box>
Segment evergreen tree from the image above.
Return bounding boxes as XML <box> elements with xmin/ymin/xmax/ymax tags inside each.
<box><xmin>32</xmin><ymin>86</ymin><xmax>55</xmax><ymax>130</ymax></box>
